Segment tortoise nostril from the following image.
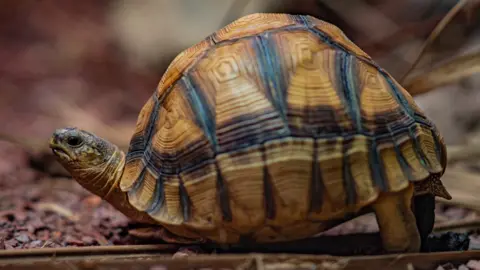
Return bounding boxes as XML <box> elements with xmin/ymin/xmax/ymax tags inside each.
<box><xmin>53</xmin><ymin>130</ymin><xmax>63</xmax><ymax>142</ymax></box>
<box><xmin>52</xmin><ymin>128</ymin><xmax>75</xmax><ymax>144</ymax></box>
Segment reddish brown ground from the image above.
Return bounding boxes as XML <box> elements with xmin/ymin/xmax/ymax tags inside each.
<box><xmin>0</xmin><ymin>141</ymin><xmax>139</xmax><ymax>249</ymax></box>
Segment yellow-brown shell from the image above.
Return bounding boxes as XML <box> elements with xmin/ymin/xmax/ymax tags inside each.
<box><xmin>119</xmin><ymin>13</ymin><xmax>447</xmax><ymax>243</ymax></box>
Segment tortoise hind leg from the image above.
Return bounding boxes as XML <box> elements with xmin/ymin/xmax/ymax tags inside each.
<box><xmin>371</xmin><ymin>183</ymin><xmax>421</xmax><ymax>253</ymax></box>
<box><xmin>413</xmin><ymin>193</ymin><xmax>435</xmax><ymax>252</ymax></box>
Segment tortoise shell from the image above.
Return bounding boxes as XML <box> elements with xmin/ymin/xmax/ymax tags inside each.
<box><xmin>118</xmin><ymin>13</ymin><xmax>447</xmax><ymax>243</ymax></box>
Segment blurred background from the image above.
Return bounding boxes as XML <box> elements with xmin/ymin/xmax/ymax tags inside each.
<box><xmin>1</xmin><ymin>0</ymin><xmax>480</xmax><ymax>250</ymax></box>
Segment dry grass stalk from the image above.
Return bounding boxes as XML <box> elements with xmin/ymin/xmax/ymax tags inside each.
<box><xmin>434</xmin><ymin>218</ymin><xmax>480</xmax><ymax>232</ymax></box>
<box><xmin>404</xmin><ymin>50</ymin><xmax>480</xmax><ymax>95</ymax></box>
<box><xmin>448</xmin><ymin>143</ymin><xmax>480</xmax><ymax>165</ymax></box>
<box><xmin>34</xmin><ymin>202</ymin><xmax>80</xmax><ymax>222</ymax></box>
<box><xmin>400</xmin><ymin>0</ymin><xmax>471</xmax><ymax>84</ymax></box>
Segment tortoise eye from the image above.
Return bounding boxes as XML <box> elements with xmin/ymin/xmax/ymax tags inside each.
<box><xmin>66</xmin><ymin>136</ymin><xmax>83</xmax><ymax>147</ymax></box>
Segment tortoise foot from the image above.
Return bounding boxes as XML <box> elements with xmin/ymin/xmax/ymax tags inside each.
<box><xmin>372</xmin><ymin>184</ymin><xmax>421</xmax><ymax>253</ymax></box>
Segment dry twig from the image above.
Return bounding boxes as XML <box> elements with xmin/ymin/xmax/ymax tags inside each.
<box><xmin>434</xmin><ymin>218</ymin><xmax>480</xmax><ymax>232</ymax></box>
<box><xmin>404</xmin><ymin>50</ymin><xmax>480</xmax><ymax>95</ymax></box>
<box><xmin>34</xmin><ymin>202</ymin><xmax>79</xmax><ymax>222</ymax></box>
<box><xmin>400</xmin><ymin>0</ymin><xmax>471</xmax><ymax>84</ymax></box>
<box><xmin>448</xmin><ymin>143</ymin><xmax>480</xmax><ymax>165</ymax></box>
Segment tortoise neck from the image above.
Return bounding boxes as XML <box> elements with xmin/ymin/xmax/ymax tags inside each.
<box><xmin>97</xmin><ymin>149</ymin><xmax>158</xmax><ymax>224</ymax></box>
<box><xmin>73</xmin><ymin>146</ymin><xmax>125</xmax><ymax>200</ymax></box>
<box><xmin>100</xmin><ymin>147</ymin><xmax>126</xmax><ymax>200</ymax></box>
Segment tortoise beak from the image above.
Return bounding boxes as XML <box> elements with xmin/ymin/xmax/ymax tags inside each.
<box><xmin>49</xmin><ymin>132</ymin><xmax>74</xmax><ymax>160</ymax></box>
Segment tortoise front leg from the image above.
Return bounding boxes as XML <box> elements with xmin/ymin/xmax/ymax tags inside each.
<box><xmin>372</xmin><ymin>184</ymin><xmax>421</xmax><ymax>253</ymax></box>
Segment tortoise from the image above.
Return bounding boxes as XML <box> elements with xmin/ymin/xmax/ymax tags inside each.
<box><xmin>49</xmin><ymin>13</ymin><xmax>452</xmax><ymax>253</ymax></box>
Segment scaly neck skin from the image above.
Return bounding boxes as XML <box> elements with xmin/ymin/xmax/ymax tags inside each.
<box><xmin>74</xmin><ymin>148</ymin><xmax>157</xmax><ymax>225</ymax></box>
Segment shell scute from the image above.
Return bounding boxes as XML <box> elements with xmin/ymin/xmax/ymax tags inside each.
<box><xmin>215</xmin><ymin>146</ymin><xmax>266</xmax><ymax>234</ymax></box>
<box><xmin>398</xmin><ymin>138</ymin><xmax>431</xmax><ymax>181</ymax></box>
<box><xmin>213</xmin><ymin>13</ymin><xmax>297</xmax><ymax>42</ymax></box>
<box><xmin>179</xmin><ymin>162</ymin><xmax>218</xmax><ymax>231</ymax></box>
<box><xmin>356</xmin><ymin>61</ymin><xmax>413</xmax><ymax>133</ymax></box>
<box><xmin>124</xmin><ymin>79</ymin><xmax>220</xmax><ymax>229</ymax></box>
<box><xmin>267</xmin><ymin>29</ymin><xmax>354</xmax><ymax>136</ymax></box>
<box><xmin>121</xmin><ymin>95</ymin><xmax>158</xmax><ymax>192</ymax></box>
<box><xmin>376</xmin><ymin>139</ymin><xmax>411</xmax><ymax>192</ymax></box>
<box><xmin>189</xmin><ymin>38</ymin><xmax>288</xmax><ymax>153</ymax></box>
<box><xmin>127</xmin><ymin>167</ymin><xmax>157</xmax><ymax>211</ymax></box>
<box><xmin>262</xmin><ymin>137</ymin><xmax>314</xmax><ymax>225</ymax></box>
<box><xmin>156</xmin><ymin>175</ymin><xmax>184</xmax><ymax>225</ymax></box>
<box><xmin>305</xmin><ymin>15</ymin><xmax>371</xmax><ymax>60</ymax></box>
<box><xmin>157</xmin><ymin>38</ymin><xmax>214</xmax><ymax>98</ymax></box>
<box><xmin>121</xmin><ymin>159</ymin><xmax>145</xmax><ymax>192</ymax></box>
<box><xmin>413</xmin><ymin>125</ymin><xmax>443</xmax><ymax>173</ymax></box>
<box><xmin>153</xmin><ymin>81</ymin><xmax>216</xmax><ymax>172</ymax></box>
<box><xmin>345</xmin><ymin>135</ymin><xmax>377</xmax><ymax>204</ymax></box>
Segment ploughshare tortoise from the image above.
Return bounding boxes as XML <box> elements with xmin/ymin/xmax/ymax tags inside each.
<box><xmin>49</xmin><ymin>13</ymin><xmax>452</xmax><ymax>253</ymax></box>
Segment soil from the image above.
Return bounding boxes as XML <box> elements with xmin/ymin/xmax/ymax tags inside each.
<box><xmin>0</xmin><ymin>141</ymin><xmax>139</xmax><ymax>250</ymax></box>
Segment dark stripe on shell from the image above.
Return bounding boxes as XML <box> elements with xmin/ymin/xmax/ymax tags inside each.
<box><xmin>141</xmin><ymin>123</ymin><xmax>438</xmax><ymax>177</ymax></box>
<box><xmin>178</xmin><ymin>176</ymin><xmax>191</xmax><ymax>222</ymax></box>
<box><xmin>294</xmin><ymin>14</ymin><xmax>309</xmax><ymax>25</ymax></box>
<box><xmin>182</xmin><ymin>76</ymin><xmax>218</xmax><ymax>152</ymax></box>
<box><xmin>138</xmin><ymin>123</ymin><xmax>438</xmax><ymax>181</ymax></box>
<box><xmin>127</xmin><ymin>165</ymin><xmax>147</xmax><ymax>200</ymax></box>
<box><xmin>148</xmin><ymin>135</ymin><xmax>213</xmax><ymax>175</ymax></box>
<box><xmin>287</xmin><ymin>108</ymin><xmax>348</xmax><ymax>137</ymax></box>
<box><xmin>342</xmin><ymin>138</ymin><xmax>357</xmax><ymax>206</ymax></box>
<box><xmin>368</xmin><ymin>139</ymin><xmax>388</xmax><ymax>191</ymax></box>
<box><xmin>145</xmin><ymin>173</ymin><xmax>166</xmax><ymax>214</ymax></box>
<box><xmin>216</xmin><ymin>111</ymin><xmax>288</xmax><ymax>153</ymax></box>
<box><xmin>145</xmin><ymin>14</ymin><xmax>434</xmax><ymax>137</ymax></box>
<box><xmin>338</xmin><ymin>51</ymin><xmax>362</xmax><ymax>133</ymax></box>
<box><xmin>303</xmin><ymin>18</ymin><xmax>377</xmax><ymax>70</ymax></box>
<box><xmin>309</xmin><ymin>139</ymin><xmax>323</xmax><ymax>212</ymax></box>
<box><xmin>261</xmin><ymin>145</ymin><xmax>276</xmax><ymax>220</ymax></box>
<box><xmin>299</xmin><ymin>15</ymin><xmax>428</xmax><ymax>133</ymax></box>
<box><xmin>392</xmin><ymin>133</ymin><xmax>414</xmax><ymax>181</ymax></box>
<box><xmin>214</xmin><ymin>161</ymin><xmax>232</xmax><ymax>222</ymax></box>
<box><xmin>254</xmin><ymin>34</ymin><xmax>289</xmax><ymax>127</ymax></box>
<box><xmin>409</xmin><ymin>126</ymin><xmax>431</xmax><ymax>172</ymax></box>
<box><xmin>126</xmin><ymin>95</ymin><xmax>160</xmax><ymax>161</ymax></box>
<box><xmin>431</xmin><ymin>128</ymin><xmax>445</xmax><ymax>168</ymax></box>
<box><xmin>126</xmin><ymin>87</ymin><xmax>178</xmax><ymax>164</ymax></box>
<box><xmin>384</xmin><ymin>115</ymin><xmax>416</xmax><ymax>135</ymax></box>
<box><xmin>149</xmin><ymin>151</ymin><xmax>176</xmax><ymax>176</ymax></box>
<box><xmin>304</xmin><ymin>18</ymin><xmax>431</xmax><ymax>136</ymax></box>
<box><xmin>379</xmin><ymin>73</ymin><xmax>415</xmax><ymax>121</ymax></box>
<box><xmin>125</xmin><ymin>139</ymin><xmax>144</xmax><ymax>160</ymax></box>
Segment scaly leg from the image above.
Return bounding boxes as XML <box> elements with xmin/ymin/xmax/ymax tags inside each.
<box><xmin>413</xmin><ymin>193</ymin><xmax>435</xmax><ymax>252</ymax></box>
<box><xmin>372</xmin><ymin>183</ymin><xmax>421</xmax><ymax>253</ymax></box>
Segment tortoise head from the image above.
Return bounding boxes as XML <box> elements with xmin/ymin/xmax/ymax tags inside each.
<box><xmin>49</xmin><ymin>127</ymin><xmax>125</xmax><ymax>198</ymax></box>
